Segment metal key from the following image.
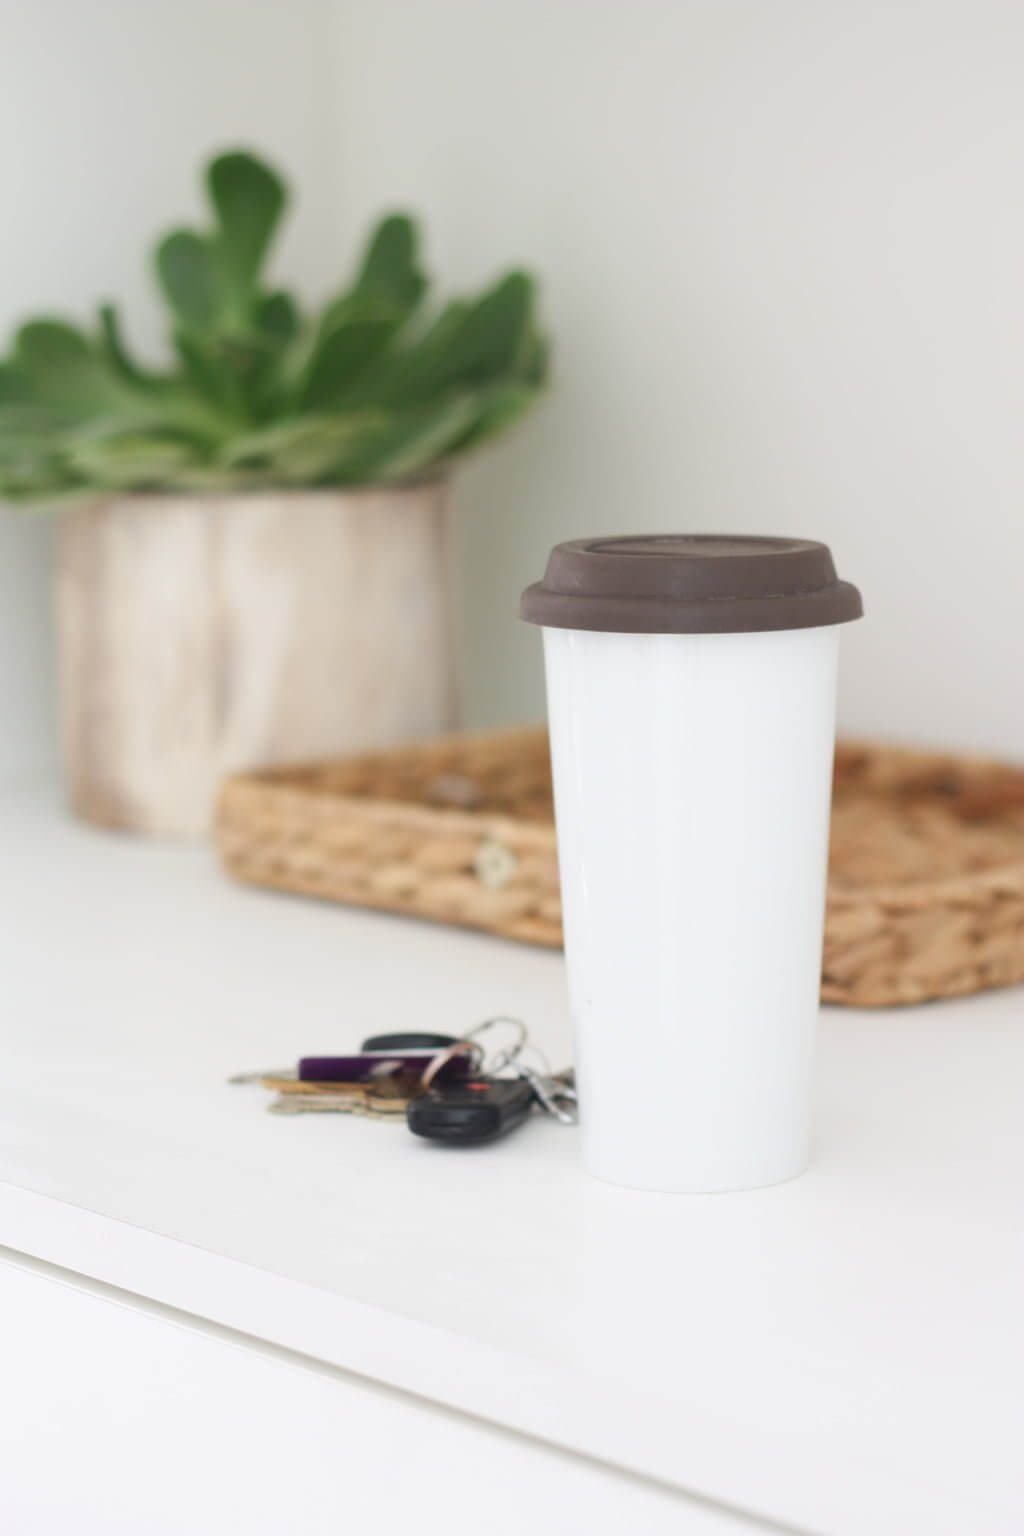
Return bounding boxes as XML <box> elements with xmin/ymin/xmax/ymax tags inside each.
<box><xmin>512</xmin><ymin>1062</ymin><xmax>578</xmax><ymax>1125</ymax></box>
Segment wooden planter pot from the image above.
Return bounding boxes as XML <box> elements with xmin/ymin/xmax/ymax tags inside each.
<box><xmin>56</xmin><ymin>484</ymin><xmax>457</xmax><ymax>837</ymax></box>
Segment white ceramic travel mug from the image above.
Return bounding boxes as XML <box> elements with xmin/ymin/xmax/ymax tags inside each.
<box><xmin>521</xmin><ymin>536</ymin><xmax>863</xmax><ymax>1192</ymax></box>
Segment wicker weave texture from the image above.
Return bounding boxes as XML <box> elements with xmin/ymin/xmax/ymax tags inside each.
<box><xmin>217</xmin><ymin>727</ymin><xmax>1024</xmax><ymax>1008</ymax></box>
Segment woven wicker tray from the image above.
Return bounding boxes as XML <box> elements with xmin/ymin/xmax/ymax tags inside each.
<box><xmin>217</xmin><ymin>727</ymin><xmax>1024</xmax><ymax>1008</ymax></box>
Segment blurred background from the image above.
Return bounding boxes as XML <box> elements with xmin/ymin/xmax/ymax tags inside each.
<box><xmin>2</xmin><ymin>0</ymin><xmax>1023</xmax><ymax>796</ymax></box>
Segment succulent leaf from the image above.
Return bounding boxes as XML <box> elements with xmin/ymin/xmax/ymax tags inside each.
<box><xmin>0</xmin><ymin>362</ymin><xmax>28</xmax><ymax>403</ymax></box>
<box><xmin>16</xmin><ymin>319</ymin><xmax>91</xmax><ymax>369</ymax></box>
<box><xmin>257</xmin><ymin>290</ymin><xmax>299</xmax><ymax>346</ymax></box>
<box><xmin>335</xmin><ymin>395</ymin><xmax>479</xmax><ymax>484</ymax></box>
<box><xmin>207</xmin><ymin>151</ymin><xmax>286</xmax><ymax>306</ymax></box>
<box><xmin>435</xmin><ymin>272</ymin><xmax>535</xmax><ymax>389</ymax></box>
<box><xmin>223</xmin><ymin>413</ymin><xmax>385</xmax><ymax>482</ymax></box>
<box><xmin>156</xmin><ymin>231</ymin><xmax>220</xmax><ymax>332</ymax></box>
<box><xmin>170</xmin><ymin>330</ymin><xmax>260</xmax><ymax>432</ymax></box>
<box><xmin>353</xmin><ymin>213</ymin><xmax>426</xmax><ymax>314</ymax></box>
<box><xmin>362</xmin><ymin>300</ymin><xmax>468</xmax><ymax>406</ymax></box>
<box><xmin>65</xmin><ymin>426</ymin><xmax>202</xmax><ymax>490</ymax></box>
<box><xmin>13</xmin><ymin>319</ymin><xmax>128</xmax><ymax>415</ymax></box>
<box><xmin>300</xmin><ymin>315</ymin><xmax>400</xmax><ymax>411</ymax></box>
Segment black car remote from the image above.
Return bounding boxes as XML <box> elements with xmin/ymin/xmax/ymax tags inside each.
<box><xmin>407</xmin><ymin>1074</ymin><xmax>535</xmax><ymax>1145</ymax></box>
<box><xmin>361</xmin><ymin>1032</ymin><xmax>457</xmax><ymax>1052</ymax></box>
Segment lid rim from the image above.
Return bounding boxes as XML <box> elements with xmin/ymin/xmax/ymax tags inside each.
<box><xmin>521</xmin><ymin>581</ymin><xmax>862</xmax><ymax>635</ymax></box>
<box><xmin>520</xmin><ymin>534</ymin><xmax>863</xmax><ymax>635</ymax></box>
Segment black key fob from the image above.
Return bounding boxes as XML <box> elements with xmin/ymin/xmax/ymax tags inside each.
<box><xmin>361</xmin><ymin>1032</ymin><xmax>457</xmax><ymax>1052</ymax></box>
<box><xmin>407</xmin><ymin>1075</ymin><xmax>535</xmax><ymax>1145</ymax></box>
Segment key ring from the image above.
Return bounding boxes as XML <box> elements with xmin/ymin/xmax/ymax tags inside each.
<box><xmin>419</xmin><ymin>1039</ymin><xmax>483</xmax><ymax>1091</ymax></box>
<box><xmin>468</xmin><ymin>1016</ymin><xmax>528</xmax><ymax>1075</ymax></box>
<box><xmin>419</xmin><ymin>1017</ymin><xmax>528</xmax><ymax>1092</ymax></box>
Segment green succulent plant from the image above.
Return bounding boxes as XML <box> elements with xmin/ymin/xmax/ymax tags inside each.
<box><xmin>0</xmin><ymin>150</ymin><xmax>548</xmax><ymax>503</ymax></box>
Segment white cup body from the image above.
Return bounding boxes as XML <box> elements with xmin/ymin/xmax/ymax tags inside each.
<box><xmin>542</xmin><ymin>623</ymin><xmax>841</xmax><ymax>1192</ymax></box>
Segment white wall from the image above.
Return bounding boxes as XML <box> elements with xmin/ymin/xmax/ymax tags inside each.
<box><xmin>330</xmin><ymin>0</ymin><xmax>1024</xmax><ymax>755</ymax></box>
<box><xmin>3</xmin><ymin>0</ymin><xmax>1023</xmax><ymax>784</ymax></box>
<box><xmin>0</xmin><ymin>0</ymin><xmax>335</xmax><ymax>785</ymax></box>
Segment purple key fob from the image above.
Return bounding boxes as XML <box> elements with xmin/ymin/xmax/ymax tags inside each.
<box><xmin>298</xmin><ymin>1049</ymin><xmax>470</xmax><ymax>1084</ymax></box>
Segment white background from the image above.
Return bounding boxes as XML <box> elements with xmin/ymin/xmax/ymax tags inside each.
<box><xmin>3</xmin><ymin>0</ymin><xmax>1023</xmax><ymax>785</ymax></box>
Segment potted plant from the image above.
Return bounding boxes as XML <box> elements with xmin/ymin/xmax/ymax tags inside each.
<box><xmin>0</xmin><ymin>150</ymin><xmax>547</xmax><ymax>836</ymax></box>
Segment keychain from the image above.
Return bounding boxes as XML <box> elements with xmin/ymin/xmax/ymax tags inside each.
<box><xmin>407</xmin><ymin>1018</ymin><xmax>577</xmax><ymax>1145</ymax></box>
<box><xmin>230</xmin><ymin>1018</ymin><xmax>576</xmax><ymax>1143</ymax></box>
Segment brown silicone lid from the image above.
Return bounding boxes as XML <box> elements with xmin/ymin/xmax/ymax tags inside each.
<box><xmin>520</xmin><ymin>534</ymin><xmax>862</xmax><ymax>634</ymax></box>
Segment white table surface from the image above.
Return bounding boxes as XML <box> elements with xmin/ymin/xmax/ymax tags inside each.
<box><xmin>2</xmin><ymin>789</ymin><xmax>1022</xmax><ymax>1536</ymax></box>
